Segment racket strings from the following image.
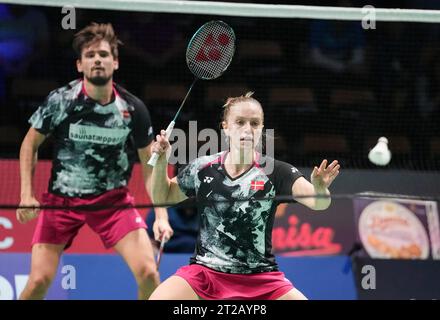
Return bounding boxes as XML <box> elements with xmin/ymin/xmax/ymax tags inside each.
<box><xmin>187</xmin><ymin>21</ymin><xmax>235</xmax><ymax>80</ymax></box>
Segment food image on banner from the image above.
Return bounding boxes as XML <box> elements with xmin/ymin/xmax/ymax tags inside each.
<box><xmin>354</xmin><ymin>194</ymin><xmax>440</xmax><ymax>260</ymax></box>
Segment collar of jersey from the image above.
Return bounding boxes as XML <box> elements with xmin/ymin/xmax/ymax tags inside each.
<box><xmin>80</xmin><ymin>80</ymin><xmax>119</xmax><ymax>106</ymax></box>
<box><xmin>220</xmin><ymin>151</ymin><xmax>262</xmax><ymax>181</ymax></box>
<box><xmin>220</xmin><ymin>150</ymin><xmax>261</xmax><ymax>167</ymax></box>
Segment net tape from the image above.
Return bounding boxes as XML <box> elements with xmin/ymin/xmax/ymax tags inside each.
<box><xmin>6</xmin><ymin>192</ymin><xmax>440</xmax><ymax>211</ymax></box>
<box><xmin>2</xmin><ymin>0</ymin><xmax>440</xmax><ymax>23</ymax></box>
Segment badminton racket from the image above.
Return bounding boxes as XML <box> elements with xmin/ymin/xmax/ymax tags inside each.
<box><xmin>148</xmin><ymin>20</ymin><xmax>236</xmax><ymax>167</ymax></box>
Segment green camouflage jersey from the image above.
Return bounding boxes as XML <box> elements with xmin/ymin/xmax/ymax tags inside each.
<box><xmin>29</xmin><ymin>79</ymin><xmax>154</xmax><ymax>197</ymax></box>
<box><xmin>177</xmin><ymin>151</ymin><xmax>303</xmax><ymax>274</ymax></box>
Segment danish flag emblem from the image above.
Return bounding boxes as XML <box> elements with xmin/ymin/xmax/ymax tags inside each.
<box><xmin>250</xmin><ymin>180</ymin><xmax>264</xmax><ymax>191</ymax></box>
<box><xmin>122</xmin><ymin>110</ymin><xmax>130</xmax><ymax>118</ymax></box>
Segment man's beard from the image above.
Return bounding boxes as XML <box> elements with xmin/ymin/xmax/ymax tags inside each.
<box><xmin>86</xmin><ymin>74</ymin><xmax>112</xmax><ymax>86</ymax></box>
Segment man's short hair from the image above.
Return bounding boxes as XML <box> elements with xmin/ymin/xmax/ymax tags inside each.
<box><xmin>73</xmin><ymin>22</ymin><xmax>122</xmax><ymax>59</ymax></box>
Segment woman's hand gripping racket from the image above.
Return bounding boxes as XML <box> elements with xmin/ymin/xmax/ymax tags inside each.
<box><xmin>147</xmin><ymin>20</ymin><xmax>236</xmax><ymax>166</ymax></box>
<box><xmin>156</xmin><ymin>236</ymin><xmax>166</xmax><ymax>270</ymax></box>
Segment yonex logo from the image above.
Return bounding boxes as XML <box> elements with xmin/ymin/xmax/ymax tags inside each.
<box><xmin>74</xmin><ymin>105</ymin><xmax>83</xmax><ymax>112</ymax></box>
<box><xmin>135</xmin><ymin>217</ymin><xmax>142</xmax><ymax>224</ymax></box>
<box><xmin>291</xmin><ymin>167</ymin><xmax>298</xmax><ymax>173</ymax></box>
<box><xmin>196</xmin><ymin>33</ymin><xmax>230</xmax><ymax>62</ymax></box>
<box><xmin>204</xmin><ymin>176</ymin><xmax>214</xmax><ymax>183</ymax></box>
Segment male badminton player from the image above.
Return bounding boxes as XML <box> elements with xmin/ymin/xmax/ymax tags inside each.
<box><xmin>16</xmin><ymin>22</ymin><xmax>173</xmax><ymax>300</ymax></box>
<box><xmin>149</xmin><ymin>92</ymin><xmax>340</xmax><ymax>300</ymax></box>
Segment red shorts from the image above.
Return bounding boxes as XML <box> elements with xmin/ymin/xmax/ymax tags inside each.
<box><xmin>32</xmin><ymin>187</ymin><xmax>147</xmax><ymax>250</ymax></box>
<box><xmin>175</xmin><ymin>264</ymin><xmax>294</xmax><ymax>300</ymax></box>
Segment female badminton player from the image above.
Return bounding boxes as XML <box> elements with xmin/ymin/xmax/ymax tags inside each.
<box><xmin>149</xmin><ymin>92</ymin><xmax>340</xmax><ymax>300</ymax></box>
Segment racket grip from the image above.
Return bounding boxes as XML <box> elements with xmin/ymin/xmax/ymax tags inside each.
<box><xmin>147</xmin><ymin>152</ymin><xmax>160</xmax><ymax>167</ymax></box>
<box><xmin>147</xmin><ymin>121</ymin><xmax>175</xmax><ymax>167</ymax></box>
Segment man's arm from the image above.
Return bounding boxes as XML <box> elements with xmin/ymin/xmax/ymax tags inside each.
<box><xmin>17</xmin><ymin>128</ymin><xmax>46</xmax><ymax>223</ymax></box>
<box><xmin>292</xmin><ymin>160</ymin><xmax>340</xmax><ymax>211</ymax></box>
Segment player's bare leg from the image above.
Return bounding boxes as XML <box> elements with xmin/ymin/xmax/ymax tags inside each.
<box><xmin>114</xmin><ymin>229</ymin><xmax>159</xmax><ymax>299</ymax></box>
<box><xmin>149</xmin><ymin>276</ymin><xmax>201</xmax><ymax>300</ymax></box>
<box><xmin>19</xmin><ymin>243</ymin><xmax>65</xmax><ymax>300</ymax></box>
<box><xmin>277</xmin><ymin>288</ymin><xmax>308</xmax><ymax>300</ymax></box>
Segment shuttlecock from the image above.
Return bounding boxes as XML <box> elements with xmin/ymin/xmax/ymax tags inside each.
<box><xmin>368</xmin><ymin>137</ymin><xmax>391</xmax><ymax>166</ymax></box>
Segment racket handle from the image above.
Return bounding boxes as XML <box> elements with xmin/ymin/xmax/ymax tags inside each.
<box><xmin>147</xmin><ymin>152</ymin><xmax>160</xmax><ymax>167</ymax></box>
<box><xmin>147</xmin><ymin>121</ymin><xmax>175</xmax><ymax>167</ymax></box>
<box><xmin>156</xmin><ymin>236</ymin><xmax>167</xmax><ymax>269</ymax></box>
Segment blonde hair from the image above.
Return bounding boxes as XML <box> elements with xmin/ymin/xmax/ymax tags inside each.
<box><xmin>221</xmin><ymin>91</ymin><xmax>264</xmax><ymax>124</ymax></box>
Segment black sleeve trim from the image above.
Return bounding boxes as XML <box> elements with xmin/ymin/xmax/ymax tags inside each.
<box><xmin>118</xmin><ymin>85</ymin><xmax>154</xmax><ymax>149</ymax></box>
<box><xmin>270</xmin><ymin>159</ymin><xmax>304</xmax><ymax>196</ymax></box>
